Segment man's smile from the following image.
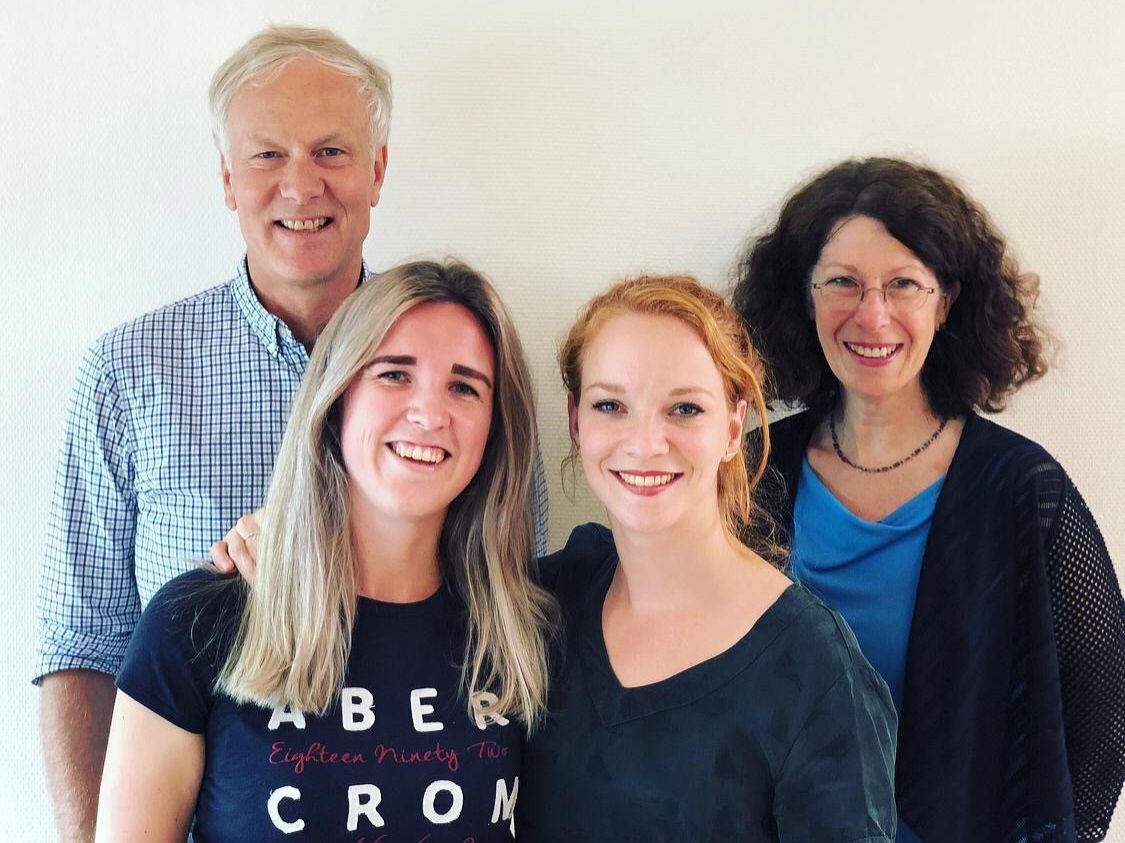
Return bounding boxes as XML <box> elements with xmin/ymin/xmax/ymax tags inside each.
<box><xmin>277</xmin><ymin>217</ymin><xmax>332</xmax><ymax>232</ymax></box>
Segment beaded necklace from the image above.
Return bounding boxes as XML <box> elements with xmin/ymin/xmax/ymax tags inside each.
<box><xmin>829</xmin><ymin>413</ymin><xmax>948</xmax><ymax>474</ymax></box>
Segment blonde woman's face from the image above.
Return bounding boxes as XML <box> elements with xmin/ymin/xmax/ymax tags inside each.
<box><xmin>339</xmin><ymin>301</ymin><xmax>494</xmax><ymax>533</ymax></box>
<box><xmin>569</xmin><ymin>312</ymin><xmax>745</xmax><ymax>539</ymax></box>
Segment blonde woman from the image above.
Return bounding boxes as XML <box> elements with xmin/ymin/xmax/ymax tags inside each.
<box><xmin>96</xmin><ymin>261</ymin><xmax>556</xmax><ymax>841</ymax></box>
<box><xmin>517</xmin><ymin>276</ymin><xmax>897</xmax><ymax>841</ymax></box>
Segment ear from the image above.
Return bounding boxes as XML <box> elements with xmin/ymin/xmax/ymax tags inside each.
<box><xmin>724</xmin><ymin>398</ymin><xmax>748</xmax><ymax>461</ymax></box>
<box><xmin>939</xmin><ymin>280</ymin><xmax>961</xmax><ymax>325</ymax></box>
<box><xmin>221</xmin><ymin>153</ymin><xmax>237</xmax><ymax>211</ymax></box>
<box><xmin>567</xmin><ymin>395</ymin><xmax>580</xmax><ymax>449</ymax></box>
<box><xmin>370</xmin><ymin>145</ymin><xmax>389</xmax><ymax>208</ymax></box>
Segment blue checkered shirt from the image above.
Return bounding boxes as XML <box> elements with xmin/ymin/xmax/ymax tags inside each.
<box><xmin>36</xmin><ymin>260</ymin><xmax>550</xmax><ymax>681</ymax></box>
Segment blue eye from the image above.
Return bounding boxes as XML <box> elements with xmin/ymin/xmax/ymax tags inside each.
<box><xmin>318</xmin><ymin>147</ymin><xmax>344</xmax><ymax>158</ymax></box>
<box><xmin>890</xmin><ymin>277</ymin><xmax>922</xmax><ymax>291</ymax></box>
<box><xmin>592</xmin><ymin>400</ymin><xmax>622</xmax><ymax>413</ymax></box>
<box><xmin>377</xmin><ymin>370</ymin><xmax>408</xmax><ymax>383</ymax></box>
<box><xmin>671</xmin><ymin>403</ymin><xmax>703</xmax><ymax>417</ymax></box>
<box><xmin>825</xmin><ymin>276</ymin><xmax>860</xmax><ymax>289</ymax></box>
<box><xmin>255</xmin><ymin>150</ymin><xmax>281</xmax><ymax>160</ymax></box>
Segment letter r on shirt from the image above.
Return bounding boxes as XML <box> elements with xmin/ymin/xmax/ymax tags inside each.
<box><xmin>471</xmin><ymin>691</ymin><xmax>511</xmax><ymax>730</ymax></box>
<box><xmin>347</xmin><ymin>784</ymin><xmax>385</xmax><ymax>831</ymax></box>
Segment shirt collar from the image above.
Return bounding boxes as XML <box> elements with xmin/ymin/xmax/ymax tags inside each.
<box><xmin>230</xmin><ymin>256</ymin><xmax>371</xmax><ymax>357</ymax></box>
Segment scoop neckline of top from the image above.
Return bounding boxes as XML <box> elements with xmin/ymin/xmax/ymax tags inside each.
<box><xmin>800</xmin><ymin>457</ymin><xmax>946</xmax><ymax>526</ymax></box>
<box><xmin>577</xmin><ymin>555</ymin><xmax>812</xmax><ymax>724</ymax></box>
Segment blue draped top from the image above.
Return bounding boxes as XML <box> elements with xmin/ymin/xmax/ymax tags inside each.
<box><xmin>789</xmin><ymin>459</ymin><xmax>943</xmax><ymax>713</ymax></box>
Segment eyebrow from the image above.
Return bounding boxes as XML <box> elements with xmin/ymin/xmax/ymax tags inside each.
<box><xmin>818</xmin><ymin>261</ymin><xmax>927</xmax><ymax>275</ymax></box>
<box><xmin>452</xmin><ymin>364</ymin><xmax>493</xmax><ymax>389</ymax></box>
<box><xmin>669</xmin><ymin>386</ymin><xmax>717</xmax><ymax>398</ymax></box>
<box><xmin>245</xmin><ymin>132</ymin><xmax>351</xmax><ymax>149</ymax></box>
<box><xmin>309</xmin><ymin>133</ymin><xmax>351</xmax><ymax>148</ymax></box>
<box><xmin>583</xmin><ymin>381</ymin><xmax>623</xmax><ymax>394</ymax></box>
<box><xmin>369</xmin><ymin>356</ymin><xmax>493</xmax><ymax>389</ymax></box>
<box><xmin>245</xmin><ymin>133</ymin><xmax>281</xmax><ymax>149</ymax></box>
<box><xmin>583</xmin><ymin>382</ymin><xmax>716</xmax><ymax>398</ymax></box>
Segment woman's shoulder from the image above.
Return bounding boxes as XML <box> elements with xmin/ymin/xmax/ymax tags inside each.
<box><xmin>137</xmin><ymin>567</ymin><xmax>246</xmax><ymax>656</ymax></box>
<box><xmin>776</xmin><ymin>586</ymin><xmax>866</xmax><ymax>660</ymax></box>
<box><xmin>743</xmin><ymin>585</ymin><xmax>897</xmax><ymax>791</ymax></box>
<box><xmin>119</xmin><ymin>568</ymin><xmax>246</xmax><ymax>734</ymax></box>
<box><xmin>537</xmin><ymin>523</ymin><xmax>616</xmax><ymax>597</ymax></box>
<box><xmin>962</xmin><ymin>413</ymin><xmax>1056</xmax><ymax>463</ymax></box>
<box><xmin>770</xmin><ymin>585</ymin><xmax>894</xmax><ymax>701</ymax></box>
<box><xmin>956</xmin><ymin>413</ymin><xmax>1070</xmax><ymax>498</ymax></box>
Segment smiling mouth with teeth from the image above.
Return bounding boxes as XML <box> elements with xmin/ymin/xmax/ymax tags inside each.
<box><xmin>278</xmin><ymin>217</ymin><xmax>331</xmax><ymax>232</ymax></box>
<box><xmin>844</xmin><ymin>342</ymin><xmax>900</xmax><ymax>359</ymax></box>
<box><xmin>390</xmin><ymin>442</ymin><xmax>448</xmax><ymax>465</ymax></box>
<box><xmin>615</xmin><ymin>471</ymin><xmax>678</xmax><ymax>488</ymax></box>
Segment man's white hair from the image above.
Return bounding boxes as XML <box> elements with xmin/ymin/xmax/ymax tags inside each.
<box><xmin>209</xmin><ymin>24</ymin><xmax>392</xmax><ymax>157</ymax></box>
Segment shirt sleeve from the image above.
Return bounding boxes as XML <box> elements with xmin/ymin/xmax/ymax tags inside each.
<box><xmin>1043</xmin><ymin>476</ymin><xmax>1125</xmax><ymax>841</ymax></box>
<box><xmin>531</xmin><ymin>436</ymin><xmax>550</xmax><ymax>558</ymax></box>
<box><xmin>774</xmin><ymin>658</ymin><xmax>898</xmax><ymax>843</ymax></box>
<box><xmin>35</xmin><ymin>338</ymin><xmax>140</xmax><ymax>682</ymax></box>
<box><xmin>116</xmin><ymin>572</ymin><xmax>233</xmax><ymax>734</ymax></box>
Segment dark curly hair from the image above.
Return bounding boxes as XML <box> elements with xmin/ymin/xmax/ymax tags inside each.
<box><xmin>731</xmin><ymin>157</ymin><xmax>1049</xmax><ymax>418</ymax></box>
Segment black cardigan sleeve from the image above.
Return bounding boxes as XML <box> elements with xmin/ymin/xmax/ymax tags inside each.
<box><xmin>1038</xmin><ymin>469</ymin><xmax>1125</xmax><ymax>841</ymax></box>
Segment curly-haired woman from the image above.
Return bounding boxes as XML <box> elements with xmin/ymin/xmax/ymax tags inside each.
<box><xmin>734</xmin><ymin>157</ymin><xmax>1124</xmax><ymax>842</ymax></box>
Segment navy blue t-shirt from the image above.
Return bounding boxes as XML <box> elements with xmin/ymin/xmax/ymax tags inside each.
<box><xmin>518</xmin><ymin>524</ymin><xmax>898</xmax><ymax>842</ymax></box>
<box><xmin>117</xmin><ymin>568</ymin><xmax>520</xmax><ymax>842</ymax></box>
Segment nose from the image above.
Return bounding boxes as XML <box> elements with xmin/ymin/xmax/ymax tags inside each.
<box><xmin>279</xmin><ymin>155</ymin><xmax>325</xmax><ymax>204</ymax></box>
<box><xmin>405</xmin><ymin>387</ymin><xmax>450</xmax><ymax>431</ymax></box>
<box><xmin>852</xmin><ymin>287</ymin><xmax>891</xmax><ymax>330</ymax></box>
<box><xmin>623</xmin><ymin>414</ymin><xmax>670</xmax><ymax>459</ymax></box>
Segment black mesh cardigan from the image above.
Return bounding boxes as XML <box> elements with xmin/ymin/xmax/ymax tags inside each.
<box><xmin>751</xmin><ymin>410</ymin><xmax>1125</xmax><ymax>842</ymax></box>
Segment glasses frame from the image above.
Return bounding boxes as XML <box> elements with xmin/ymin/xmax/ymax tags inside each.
<box><xmin>810</xmin><ymin>280</ymin><xmax>941</xmax><ymax>312</ymax></box>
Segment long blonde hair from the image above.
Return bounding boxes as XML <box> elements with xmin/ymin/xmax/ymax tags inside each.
<box><xmin>217</xmin><ymin>261</ymin><xmax>558</xmax><ymax>726</ymax></box>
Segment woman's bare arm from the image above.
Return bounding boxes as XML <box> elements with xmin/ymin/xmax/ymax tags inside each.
<box><xmin>95</xmin><ymin>690</ymin><xmax>204</xmax><ymax>842</ymax></box>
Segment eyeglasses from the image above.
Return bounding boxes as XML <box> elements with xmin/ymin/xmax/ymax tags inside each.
<box><xmin>811</xmin><ymin>277</ymin><xmax>940</xmax><ymax>312</ymax></box>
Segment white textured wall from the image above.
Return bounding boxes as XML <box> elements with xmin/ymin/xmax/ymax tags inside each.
<box><xmin>3</xmin><ymin>1</ymin><xmax>1122</xmax><ymax>838</ymax></box>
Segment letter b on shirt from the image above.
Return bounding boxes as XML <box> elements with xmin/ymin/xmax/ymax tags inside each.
<box><xmin>342</xmin><ymin>687</ymin><xmax>376</xmax><ymax>731</ymax></box>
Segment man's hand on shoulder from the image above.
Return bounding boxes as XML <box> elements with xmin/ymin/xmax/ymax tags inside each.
<box><xmin>210</xmin><ymin>510</ymin><xmax>262</xmax><ymax>584</ymax></box>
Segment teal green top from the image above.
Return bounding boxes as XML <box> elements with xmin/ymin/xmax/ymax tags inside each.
<box><xmin>519</xmin><ymin>523</ymin><xmax>898</xmax><ymax>842</ymax></box>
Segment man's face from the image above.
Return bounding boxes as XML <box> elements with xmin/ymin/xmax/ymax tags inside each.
<box><xmin>221</xmin><ymin>56</ymin><xmax>387</xmax><ymax>294</ymax></box>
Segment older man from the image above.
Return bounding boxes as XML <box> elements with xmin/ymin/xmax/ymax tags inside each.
<box><xmin>36</xmin><ymin>25</ymin><xmax>549</xmax><ymax>839</ymax></box>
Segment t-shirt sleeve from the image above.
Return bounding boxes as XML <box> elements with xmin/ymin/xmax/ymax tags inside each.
<box><xmin>536</xmin><ymin>522</ymin><xmax>614</xmax><ymax>593</ymax></box>
<box><xmin>773</xmin><ymin>652</ymin><xmax>898</xmax><ymax>843</ymax></box>
<box><xmin>116</xmin><ymin>571</ymin><xmax>239</xmax><ymax>734</ymax></box>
